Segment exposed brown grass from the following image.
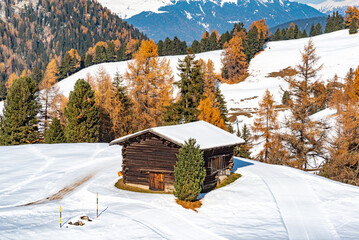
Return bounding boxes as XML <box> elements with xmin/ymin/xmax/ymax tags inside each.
<box><xmin>114</xmin><ymin>178</ymin><xmax>171</xmax><ymax>194</ymax></box>
<box><xmin>221</xmin><ymin>73</ymin><xmax>249</xmax><ymax>84</ymax></box>
<box><xmin>176</xmin><ymin>199</ymin><xmax>202</xmax><ymax>212</ymax></box>
<box><xmin>267</xmin><ymin>67</ymin><xmax>298</xmax><ymax>78</ymax></box>
<box><xmin>216</xmin><ymin>173</ymin><xmax>242</xmax><ymax>189</ymax></box>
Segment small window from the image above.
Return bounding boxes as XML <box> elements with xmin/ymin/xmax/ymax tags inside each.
<box><xmin>209</xmin><ymin>156</ymin><xmax>226</xmax><ymax>175</ymax></box>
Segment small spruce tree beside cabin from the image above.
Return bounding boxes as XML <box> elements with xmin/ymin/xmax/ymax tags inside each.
<box><xmin>174</xmin><ymin>138</ymin><xmax>206</xmax><ymax>202</ymax></box>
<box><xmin>64</xmin><ymin>79</ymin><xmax>100</xmax><ymax>143</ymax></box>
<box><xmin>0</xmin><ymin>77</ymin><xmax>41</xmax><ymax>145</ymax></box>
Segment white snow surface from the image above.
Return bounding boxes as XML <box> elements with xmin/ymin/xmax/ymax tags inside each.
<box><xmin>110</xmin><ymin>120</ymin><xmax>244</xmax><ymax>149</ymax></box>
<box><xmin>1</xmin><ymin>143</ymin><xmax>359</xmax><ymax>239</ymax></box>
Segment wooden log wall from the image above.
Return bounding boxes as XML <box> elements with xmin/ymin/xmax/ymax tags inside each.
<box><xmin>122</xmin><ymin>133</ymin><xmax>180</xmax><ymax>187</ymax></box>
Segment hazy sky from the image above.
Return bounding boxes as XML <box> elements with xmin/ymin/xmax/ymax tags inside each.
<box><xmin>293</xmin><ymin>0</ymin><xmax>326</xmax><ymax>4</ymax></box>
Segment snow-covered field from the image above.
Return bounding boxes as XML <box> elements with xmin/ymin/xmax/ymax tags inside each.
<box><xmin>1</xmin><ymin>143</ymin><xmax>359</xmax><ymax>239</ymax></box>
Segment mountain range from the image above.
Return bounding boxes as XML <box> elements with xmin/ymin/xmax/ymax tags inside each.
<box><xmin>120</xmin><ymin>0</ymin><xmax>325</xmax><ymax>42</ymax></box>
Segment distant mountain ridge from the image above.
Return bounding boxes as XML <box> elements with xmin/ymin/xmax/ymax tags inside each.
<box><xmin>309</xmin><ymin>0</ymin><xmax>359</xmax><ymax>14</ymax></box>
<box><xmin>123</xmin><ymin>0</ymin><xmax>325</xmax><ymax>42</ymax></box>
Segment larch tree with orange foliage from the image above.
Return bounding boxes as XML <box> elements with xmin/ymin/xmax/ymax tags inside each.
<box><xmin>282</xmin><ymin>39</ymin><xmax>327</xmax><ymax>170</ymax></box>
<box><xmin>39</xmin><ymin>59</ymin><xmax>60</xmax><ymax>131</ymax></box>
<box><xmin>345</xmin><ymin>6</ymin><xmax>359</xmax><ymax>27</ymax></box>
<box><xmin>125</xmin><ymin>39</ymin><xmax>173</xmax><ymax>131</ymax></box>
<box><xmin>323</xmin><ymin>67</ymin><xmax>359</xmax><ymax>186</ymax></box>
<box><xmin>198</xmin><ymin>59</ymin><xmax>228</xmax><ymax>130</ymax></box>
<box><xmin>89</xmin><ymin>67</ymin><xmax>124</xmax><ymax>142</ymax></box>
<box><xmin>252</xmin><ymin>89</ymin><xmax>286</xmax><ymax>164</ymax></box>
<box><xmin>221</xmin><ymin>30</ymin><xmax>248</xmax><ymax>84</ymax></box>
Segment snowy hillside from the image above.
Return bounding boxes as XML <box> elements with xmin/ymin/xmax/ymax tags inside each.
<box><xmin>309</xmin><ymin>0</ymin><xmax>359</xmax><ymax>14</ymax></box>
<box><xmin>0</xmin><ymin>143</ymin><xmax>359</xmax><ymax>239</ymax></box>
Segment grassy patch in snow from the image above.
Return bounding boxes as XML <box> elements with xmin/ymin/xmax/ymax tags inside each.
<box><xmin>215</xmin><ymin>173</ymin><xmax>242</xmax><ymax>190</ymax></box>
<box><xmin>176</xmin><ymin>199</ymin><xmax>202</xmax><ymax>212</ymax></box>
<box><xmin>267</xmin><ymin>66</ymin><xmax>297</xmax><ymax>78</ymax></box>
<box><xmin>114</xmin><ymin>178</ymin><xmax>172</xmax><ymax>194</ymax></box>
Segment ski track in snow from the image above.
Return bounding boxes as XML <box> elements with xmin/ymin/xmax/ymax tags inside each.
<box><xmin>242</xmin><ymin>158</ymin><xmax>340</xmax><ymax>240</ymax></box>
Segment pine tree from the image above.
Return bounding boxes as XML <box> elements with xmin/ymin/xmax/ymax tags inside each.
<box><xmin>309</xmin><ymin>24</ymin><xmax>315</xmax><ymax>36</ymax></box>
<box><xmin>31</xmin><ymin>67</ymin><xmax>43</xmax><ymax>85</ymax></box>
<box><xmin>58</xmin><ymin>49</ymin><xmax>81</xmax><ymax>79</ymax></box>
<box><xmin>113</xmin><ymin>71</ymin><xmax>133</xmax><ymax>137</ymax></box>
<box><xmin>221</xmin><ymin>30</ymin><xmax>248</xmax><ymax>84</ymax></box>
<box><xmin>294</xmin><ymin>25</ymin><xmax>300</xmax><ymax>39</ymax></box>
<box><xmin>65</xmin><ymin>79</ymin><xmax>100</xmax><ymax>143</ymax></box>
<box><xmin>282</xmin><ymin>39</ymin><xmax>327</xmax><ymax>170</ymax></box>
<box><xmin>44</xmin><ymin>117</ymin><xmax>66</xmax><ymax>143</ymax></box>
<box><xmin>174</xmin><ymin>138</ymin><xmax>206</xmax><ymax>201</ymax></box>
<box><xmin>272</xmin><ymin>28</ymin><xmax>282</xmax><ymax>41</ymax></box>
<box><xmin>191</xmin><ymin>40</ymin><xmax>201</xmax><ymax>53</ymax></box>
<box><xmin>281</xmin><ymin>28</ymin><xmax>287</xmax><ymax>40</ymax></box>
<box><xmin>287</xmin><ymin>23</ymin><xmax>295</xmax><ymax>39</ymax></box>
<box><xmin>349</xmin><ymin>20</ymin><xmax>358</xmax><ymax>34</ymax></box>
<box><xmin>302</xmin><ymin>29</ymin><xmax>308</xmax><ymax>38</ymax></box>
<box><xmin>125</xmin><ymin>39</ymin><xmax>174</xmax><ymax>131</ymax></box>
<box><xmin>0</xmin><ymin>77</ymin><xmax>41</xmax><ymax>145</ymax></box>
<box><xmin>235</xmin><ymin>124</ymin><xmax>252</xmax><ymax>159</ymax></box>
<box><xmin>247</xmin><ymin>25</ymin><xmax>261</xmax><ymax>60</ymax></box>
<box><xmin>157</xmin><ymin>40</ymin><xmax>164</xmax><ymax>56</ymax></box>
<box><xmin>315</xmin><ymin>23</ymin><xmax>323</xmax><ymax>35</ymax></box>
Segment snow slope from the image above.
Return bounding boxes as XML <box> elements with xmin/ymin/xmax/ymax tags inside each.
<box><xmin>1</xmin><ymin>143</ymin><xmax>359</xmax><ymax>239</ymax></box>
<box><xmin>1</xmin><ymin>30</ymin><xmax>358</xmax><ymax>122</ymax></box>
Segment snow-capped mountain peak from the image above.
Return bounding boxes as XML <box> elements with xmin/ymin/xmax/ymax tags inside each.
<box><xmin>309</xmin><ymin>0</ymin><xmax>359</xmax><ymax>14</ymax></box>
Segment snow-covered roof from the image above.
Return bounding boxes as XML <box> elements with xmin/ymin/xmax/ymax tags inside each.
<box><xmin>109</xmin><ymin>121</ymin><xmax>244</xmax><ymax>150</ymax></box>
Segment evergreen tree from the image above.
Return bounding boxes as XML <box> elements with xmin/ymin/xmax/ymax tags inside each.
<box><xmin>309</xmin><ymin>24</ymin><xmax>315</xmax><ymax>36</ymax></box>
<box><xmin>287</xmin><ymin>23</ymin><xmax>295</xmax><ymax>39</ymax></box>
<box><xmin>0</xmin><ymin>77</ymin><xmax>41</xmax><ymax>145</ymax></box>
<box><xmin>325</xmin><ymin>14</ymin><xmax>335</xmax><ymax>33</ymax></box>
<box><xmin>294</xmin><ymin>25</ymin><xmax>299</xmax><ymax>39</ymax></box>
<box><xmin>191</xmin><ymin>40</ymin><xmax>201</xmax><ymax>53</ymax></box>
<box><xmin>220</xmin><ymin>31</ymin><xmax>231</xmax><ymax>47</ymax></box>
<box><xmin>31</xmin><ymin>67</ymin><xmax>43</xmax><ymax>85</ymax></box>
<box><xmin>174</xmin><ymin>138</ymin><xmax>206</xmax><ymax>201</ymax></box>
<box><xmin>84</xmin><ymin>54</ymin><xmax>93</xmax><ymax>67</ymax></box>
<box><xmin>58</xmin><ymin>49</ymin><xmax>81</xmax><ymax>79</ymax></box>
<box><xmin>0</xmin><ymin>81</ymin><xmax>6</xmax><ymax>101</ymax></box>
<box><xmin>272</xmin><ymin>28</ymin><xmax>281</xmax><ymax>41</ymax></box>
<box><xmin>164</xmin><ymin>51</ymin><xmax>203</xmax><ymax>124</ymax></box>
<box><xmin>64</xmin><ymin>79</ymin><xmax>100</xmax><ymax>143</ymax></box>
<box><xmin>247</xmin><ymin>26</ymin><xmax>260</xmax><ymax>60</ymax></box>
<box><xmin>235</xmin><ymin>124</ymin><xmax>252</xmax><ymax>159</ymax></box>
<box><xmin>281</xmin><ymin>28</ymin><xmax>287</xmax><ymax>40</ymax></box>
<box><xmin>349</xmin><ymin>20</ymin><xmax>358</xmax><ymax>34</ymax></box>
<box><xmin>44</xmin><ymin>117</ymin><xmax>66</xmax><ymax>143</ymax></box>
<box><xmin>113</xmin><ymin>71</ymin><xmax>133</xmax><ymax>137</ymax></box>
<box><xmin>163</xmin><ymin>37</ymin><xmax>172</xmax><ymax>56</ymax></box>
<box><xmin>157</xmin><ymin>40</ymin><xmax>164</xmax><ymax>56</ymax></box>
<box><xmin>106</xmin><ymin>41</ymin><xmax>116</xmax><ymax>62</ymax></box>
<box><xmin>302</xmin><ymin>29</ymin><xmax>308</xmax><ymax>38</ymax></box>
<box><xmin>209</xmin><ymin>31</ymin><xmax>218</xmax><ymax>50</ymax></box>
<box><xmin>315</xmin><ymin>23</ymin><xmax>323</xmax><ymax>35</ymax></box>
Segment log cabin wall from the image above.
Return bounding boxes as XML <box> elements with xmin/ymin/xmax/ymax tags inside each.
<box><xmin>122</xmin><ymin>132</ymin><xmax>180</xmax><ymax>190</ymax></box>
<box><xmin>202</xmin><ymin>146</ymin><xmax>235</xmax><ymax>190</ymax></box>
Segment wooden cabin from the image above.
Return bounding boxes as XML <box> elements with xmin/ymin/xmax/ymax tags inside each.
<box><xmin>109</xmin><ymin>121</ymin><xmax>244</xmax><ymax>192</ymax></box>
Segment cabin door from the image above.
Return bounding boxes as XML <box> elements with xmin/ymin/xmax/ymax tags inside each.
<box><xmin>149</xmin><ymin>173</ymin><xmax>165</xmax><ymax>191</ymax></box>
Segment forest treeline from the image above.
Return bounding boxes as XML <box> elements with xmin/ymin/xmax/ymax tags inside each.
<box><xmin>0</xmin><ymin>0</ymin><xmax>146</xmax><ymax>99</ymax></box>
<box><xmin>0</xmin><ymin>39</ymin><xmax>235</xmax><ymax>145</ymax></box>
